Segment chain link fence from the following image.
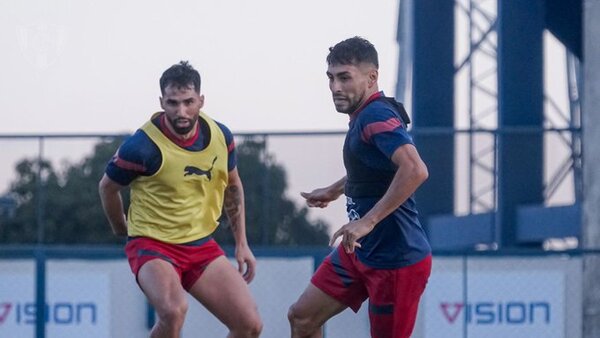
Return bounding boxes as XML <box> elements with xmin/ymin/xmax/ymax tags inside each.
<box><xmin>0</xmin><ymin>130</ymin><xmax>592</xmax><ymax>337</ymax></box>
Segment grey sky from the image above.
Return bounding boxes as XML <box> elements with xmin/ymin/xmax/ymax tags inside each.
<box><xmin>0</xmin><ymin>0</ymin><xmax>399</xmax><ymax>134</ymax></box>
<box><xmin>0</xmin><ymin>0</ymin><xmax>400</xmax><ymax>233</ymax></box>
<box><xmin>1</xmin><ymin>0</ymin><xmax>574</xmax><ymax>231</ymax></box>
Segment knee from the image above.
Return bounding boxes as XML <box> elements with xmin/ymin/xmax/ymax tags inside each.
<box><xmin>231</xmin><ymin>311</ymin><xmax>263</xmax><ymax>338</ymax></box>
<box><xmin>288</xmin><ymin>303</ymin><xmax>319</xmax><ymax>336</ymax></box>
<box><xmin>156</xmin><ymin>300</ymin><xmax>188</xmax><ymax>328</ymax></box>
<box><xmin>244</xmin><ymin>317</ymin><xmax>263</xmax><ymax>338</ymax></box>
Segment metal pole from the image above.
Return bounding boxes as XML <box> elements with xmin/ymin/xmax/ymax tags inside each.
<box><xmin>261</xmin><ymin>135</ymin><xmax>270</xmax><ymax>245</ymax></box>
<box><xmin>35</xmin><ymin>137</ymin><xmax>46</xmax><ymax>338</ymax></box>
<box><xmin>582</xmin><ymin>1</ymin><xmax>600</xmax><ymax>336</ymax></box>
<box><xmin>467</xmin><ymin>0</ymin><xmax>475</xmax><ymax>215</ymax></box>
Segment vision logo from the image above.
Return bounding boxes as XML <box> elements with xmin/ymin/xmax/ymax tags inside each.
<box><xmin>0</xmin><ymin>303</ymin><xmax>11</xmax><ymax>324</ymax></box>
<box><xmin>440</xmin><ymin>301</ymin><xmax>551</xmax><ymax>325</ymax></box>
<box><xmin>440</xmin><ymin>303</ymin><xmax>464</xmax><ymax>324</ymax></box>
<box><xmin>184</xmin><ymin>156</ymin><xmax>217</xmax><ymax>180</ymax></box>
<box><xmin>0</xmin><ymin>301</ymin><xmax>97</xmax><ymax>325</ymax></box>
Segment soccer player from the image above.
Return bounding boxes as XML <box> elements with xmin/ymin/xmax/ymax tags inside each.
<box><xmin>98</xmin><ymin>61</ymin><xmax>262</xmax><ymax>338</ymax></box>
<box><xmin>288</xmin><ymin>37</ymin><xmax>432</xmax><ymax>338</ymax></box>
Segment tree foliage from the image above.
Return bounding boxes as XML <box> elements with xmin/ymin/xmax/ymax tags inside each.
<box><xmin>0</xmin><ymin>136</ymin><xmax>329</xmax><ymax>246</ymax></box>
<box><xmin>213</xmin><ymin>137</ymin><xmax>330</xmax><ymax>246</ymax></box>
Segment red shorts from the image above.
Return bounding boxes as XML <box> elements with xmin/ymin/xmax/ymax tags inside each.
<box><xmin>311</xmin><ymin>248</ymin><xmax>432</xmax><ymax>338</ymax></box>
<box><xmin>125</xmin><ymin>236</ymin><xmax>225</xmax><ymax>291</ymax></box>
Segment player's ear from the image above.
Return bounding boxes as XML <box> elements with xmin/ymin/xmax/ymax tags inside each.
<box><xmin>369</xmin><ymin>69</ymin><xmax>378</xmax><ymax>86</ymax></box>
<box><xmin>159</xmin><ymin>96</ymin><xmax>164</xmax><ymax>109</ymax></box>
<box><xmin>199</xmin><ymin>94</ymin><xmax>205</xmax><ymax>109</ymax></box>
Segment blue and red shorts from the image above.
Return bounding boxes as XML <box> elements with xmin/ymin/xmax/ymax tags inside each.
<box><xmin>125</xmin><ymin>236</ymin><xmax>225</xmax><ymax>291</ymax></box>
<box><xmin>311</xmin><ymin>247</ymin><xmax>432</xmax><ymax>338</ymax></box>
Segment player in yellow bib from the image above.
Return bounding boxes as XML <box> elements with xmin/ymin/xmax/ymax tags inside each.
<box><xmin>99</xmin><ymin>61</ymin><xmax>262</xmax><ymax>338</ymax></box>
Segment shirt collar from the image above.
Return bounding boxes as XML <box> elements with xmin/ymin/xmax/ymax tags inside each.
<box><xmin>349</xmin><ymin>91</ymin><xmax>384</xmax><ymax>121</ymax></box>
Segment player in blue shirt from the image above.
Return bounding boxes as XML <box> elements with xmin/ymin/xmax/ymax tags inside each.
<box><xmin>288</xmin><ymin>37</ymin><xmax>432</xmax><ymax>338</ymax></box>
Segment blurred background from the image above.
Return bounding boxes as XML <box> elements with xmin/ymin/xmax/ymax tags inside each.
<box><xmin>1</xmin><ymin>0</ymin><xmax>599</xmax><ymax>337</ymax></box>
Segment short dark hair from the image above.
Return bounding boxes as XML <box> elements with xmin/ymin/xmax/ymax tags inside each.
<box><xmin>326</xmin><ymin>36</ymin><xmax>379</xmax><ymax>69</ymax></box>
<box><xmin>159</xmin><ymin>61</ymin><xmax>201</xmax><ymax>94</ymax></box>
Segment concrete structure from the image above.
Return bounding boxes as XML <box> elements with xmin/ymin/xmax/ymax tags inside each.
<box><xmin>582</xmin><ymin>1</ymin><xmax>600</xmax><ymax>336</ymax></box>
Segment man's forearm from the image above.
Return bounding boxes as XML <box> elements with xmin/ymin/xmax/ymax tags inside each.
<box><xmin>223</xmin><ymin>182</ymin><xmax>249</xmax><ymax>246</ymax></box>
<box><xmin>361</xmin><ymin>148</ymin><xmax>428</xmax><ymax>227</ymax></box>
<box><xmin>99</xmin><ymin>190</ymin><xmax>128</xmax><ymax>236</ymax></box>
<box><xmin>328</xmin><ymin>176</ymin><xmax>347</xmax><ymax>198</ymax></box>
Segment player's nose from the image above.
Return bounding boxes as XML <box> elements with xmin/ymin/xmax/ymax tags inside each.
<box><xmin>175</xmin><ymin>105</ymin><xmax>187</xmax><ymax>116</ymax></box>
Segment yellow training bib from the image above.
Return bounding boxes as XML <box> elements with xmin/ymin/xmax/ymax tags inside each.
<box><xmin>128</xmin><ymin>112</ymin><xmax>228</xmax><ymax>243</ymax></box>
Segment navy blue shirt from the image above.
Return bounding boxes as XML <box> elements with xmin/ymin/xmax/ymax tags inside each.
<box><xmin>343</xmin><ymin>92</ymin><xmax>431</xmax><ymax>269</ymax></box>
<box><xmin>106</xmin><ymin>112</ymin><xmax>237</xmax><ymax>186</ymax></box>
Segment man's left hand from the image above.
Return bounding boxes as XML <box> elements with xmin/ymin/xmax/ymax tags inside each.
<box><xmin>330</xmin><ymin>219</ymin><xmax>375</xmax><ymax>254</ymax></box>
<box><xmin>235</xmin><ymin>244</ymin><xmax>257</xmax><ymax>283</ymax></box>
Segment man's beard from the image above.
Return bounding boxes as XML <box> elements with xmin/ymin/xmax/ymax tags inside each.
<box><xmin>168</xmin><ymin>115</ymin><xmax>198</xmax><ymax>135</ymax></box>
<box><xmin>334</xmin><ymin>98</ymin><xmax>360</xmax><ymax>115</ymax></box>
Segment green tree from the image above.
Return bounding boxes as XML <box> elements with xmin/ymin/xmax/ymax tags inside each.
<box><xmin>0</xmin><ymin>136</ymin><xmax>329</xmax><ymax>246</ymax></box>
<box><xmin>213</xmin><ymin>137</ymin><xmax>330</xmax><ymax>246</ymax></box>
<box><xmin>0</xmin><ymin>137</ymin><xmax>127</xmax><ymax>244</ymax></box>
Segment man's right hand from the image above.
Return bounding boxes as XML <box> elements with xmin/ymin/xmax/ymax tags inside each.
<box><xmin>300</xmin><ymin>188</ymin><xmax>337</xmax><ymax>208</ymax></box>
<box><xmin>301</xmin><ymin>177</ymin><xmax>346</xmax><ymax>208</ymax></box>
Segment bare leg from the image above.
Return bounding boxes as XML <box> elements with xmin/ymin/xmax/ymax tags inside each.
<box><xmin>188</xmin><ymin>256</ymin><xmax>262</xmax><ymax>338</ymax></box>
<box><xmin>138</xmin><ymin>259</ymin><xmax>188</xmax><ymax>338</ymax></box>
<box><xmin>288</xmin><ymin>283</ymin><xmax>347</xmax><ymax>338</ymax></box>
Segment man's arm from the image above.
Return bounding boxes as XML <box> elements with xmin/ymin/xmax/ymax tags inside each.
<box><xmin>331</xmin><ymin>144</ymin><xmax>428</xmax><ymax>252</ymax></box>
<box><xmin>223</xmin><ymin>167</ymin><xmax>257</xmax><ymax>283</ymax></box>
<box><xmin>357</xmin><ymin>144</ymin><xmax>427</xmax><ymax>228</ymax></box>
<box><xmin>300</xmin><ymin>176</ymin><xmax>347</xmax><ymax>208</ymax></box>
<box><xmin>98</xmin><ymin>174</ymin><xmax>128</xmax><ymax>237</ymax></box>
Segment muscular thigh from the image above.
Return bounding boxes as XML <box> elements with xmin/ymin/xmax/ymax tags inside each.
<box><xmin>187</xmin><ymin>256</ymin><xmax>259</xmax><ymax>327</ymax></box>
<box><xmin>138</xmin><ymin>259</ymin><xmax>187</xmax><ymax>311</ymax></box>
<box><xmin>311</xmin><ymin>247</ymin><xmax>369</xmax><ymax>313</ymax></box>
